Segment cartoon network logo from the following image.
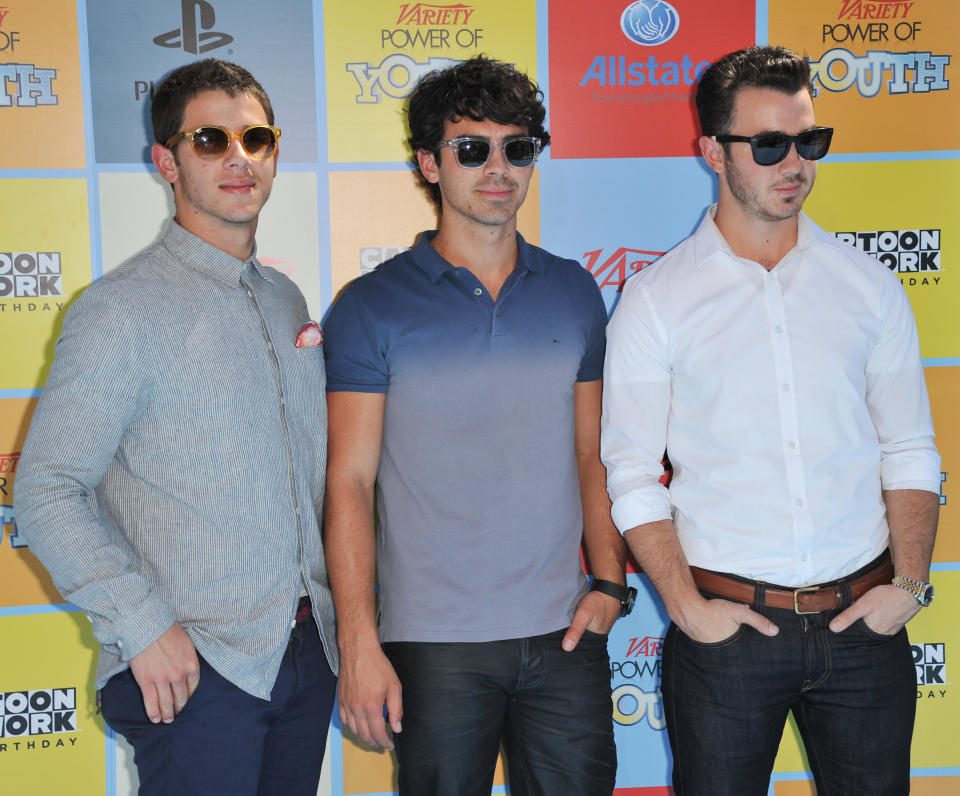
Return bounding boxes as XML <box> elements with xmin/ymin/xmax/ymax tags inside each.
<box><xmin>154</xmin><ymin>0</ymin><xmax>233</xmax><ymax>55</ymax></box>
<box><xmin>913</xmin><ymin>642</ymin><xmax>945</xmax><ymax>686</ymax></box>
<box><xmin>621</xmin><ymin>0</ymin><xmax>680</xmax><ymax>47</ymax></box>
<box><xmin>833</xmin><ymin>228</ymin><xmax>940</xmax><ymax>274</ymax></box>
<box><xmin>582</xmin><ymin>247</ymin><xmax>663</xmax><ymax>293</ymax></box>
<box><xmin>0</xmin><ymin>252</ymin><xmax>62</xmax><ymax>298</ymax></box>
<box><xmin>360</xmin><ymin>246</ymin><xmax>410</xmax><ymax>275</ymax></box>
<box><xmin>0</xmin><ymin>689</ymin><xmax>77</xmax><ymax>738</ymax></box>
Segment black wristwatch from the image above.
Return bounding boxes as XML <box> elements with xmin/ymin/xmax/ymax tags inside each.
<box><xmin>590</xmin><ymin>578</ymin><xmax>637</xmax><ymax>617</ymax></box>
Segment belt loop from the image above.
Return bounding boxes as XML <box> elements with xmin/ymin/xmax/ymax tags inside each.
<box><xmin>753</xmin><ymin>582</ymin><xmax>765</xmax><ymax>611</ymax></box>
<box><xmin>840</xmin><ymin>581</ymin><xmax>852</xmax><ymax>610</ymax></box>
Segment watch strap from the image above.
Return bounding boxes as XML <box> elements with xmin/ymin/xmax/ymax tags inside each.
<box><xmin>590</xmin><ymin>578</ymin><xmax>637</xmax><ymax>616</ymax></box>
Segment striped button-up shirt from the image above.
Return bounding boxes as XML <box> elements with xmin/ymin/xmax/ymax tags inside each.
<box><xmin>15</xmin><ymin>221</ymin><xmax>338</xmax><ymax>698</ymax></box>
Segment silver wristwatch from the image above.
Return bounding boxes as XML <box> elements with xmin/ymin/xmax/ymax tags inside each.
<box><xmin>891</xmin><ymin>575</ymin><xmax>935</xmax><ymax>607</ymax></box>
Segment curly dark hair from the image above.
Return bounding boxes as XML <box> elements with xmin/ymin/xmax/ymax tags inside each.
<box><xmin>695</xmin><ymin>45</ymin><xmax>813</xmax><ymax>137</ymax></box>
<box><xmin>407</xmin><ymin>55</ymin><xmax>550</xmax><ymax>206</ymax></box>
<box><xmin>151</xmin><ymin>59</ymin><xmax>274</xmax><ymax>147</ymax></box>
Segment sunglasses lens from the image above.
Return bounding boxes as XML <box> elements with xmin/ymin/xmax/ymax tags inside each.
<box><xmin>242</xmin><ymin>126</ymin><xmax>277</xmax><ymax>158</ymax></box>
<box><xmin>454</xmin><ymin>139</ymin><xmax>491</xmax><ymax>167</ymax></box>
<box><xmin>796</xmin><ymin>129</ymin><xmax>832</xmax><ymax>161</ymax></box>
<box><xmin>191</xmin><ymin>127</ymin><xmax>231</xmax><ymax>158</ymax></box>
<box><xmin>751</xmin><ymin>134</ymin><xmax>790</xmax><ymax>166</ymax></box>
<box><xmin>503</xmin><ymin>139</ymin><xmax>537</xmax><ymax>167</ymax></box>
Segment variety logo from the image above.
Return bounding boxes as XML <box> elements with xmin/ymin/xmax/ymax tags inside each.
<box><xmin>0</xmin><ymin>63</ymin><xmax>57</xmax><ymax>107</ymax></box>
<box><xmin>0</xmin><ymin>252</ymin><xmax>63</xmax><ymax>298</ymax></box>
<box><xmin>0</xmin><ymin>689</ymin><xmax>77</xmax><ymax>739</ymax></box>
<box><xmin>833</xmin><ymin>228</ymin><xmax>941</xmax><ymax>287</ymax></box>
<box><xmin>611</xmin><ymin>634</ymin><xmax>666</xmax><ymax>729</ymax></box>
<box><xmin>154</xmin><ymin>0</ymin><xmax>233</xmax><ymax>55</ymax></box>
<box><xmin>620</xmin><ymin>0</ymin><xmax>680</xmax><ymax>47</ymax></box>
<box><xmin>838</xmin><ymin>0</ymin><xmax>915</xmax><ymax>19</ymax></box>
<box><xmin>913</xmin><ymin>642</ymin><xmax>947</xmax><ymax>700</ymax></box>
<box><xmin>582</xmin><ymin>246</ymin><xmax>663</xmax><ymax>293</ymax></box>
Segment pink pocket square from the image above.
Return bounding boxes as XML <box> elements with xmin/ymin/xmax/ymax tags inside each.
<box><xmin>295</xmin><ymin>321</ymin><xmax>323</xmax><ymax>348</ymax></box>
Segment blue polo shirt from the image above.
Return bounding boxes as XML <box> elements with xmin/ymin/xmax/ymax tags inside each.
<box><xmin>324</xmin><ymin>231</ymin><xmax>607</xmax><ymax>642</ymax></box>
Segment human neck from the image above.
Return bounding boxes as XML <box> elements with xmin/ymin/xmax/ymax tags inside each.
<box><xmin>713</xmin><ymin>203</ymin><xmax>799</xmax><ymax>271</ymax></box>
<box><xmin>175</xmin><ymin>212</ymin><xmax>258</xmax><ymax>261</ymax></box>
<box><xmin>431</xmin><ymin>218</ymin><xmax>519</xmax><ymax>300</ymax></box>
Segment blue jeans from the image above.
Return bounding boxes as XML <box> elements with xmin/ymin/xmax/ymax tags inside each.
<box><xmin>662</xmin><ymin>596</ymin><xmax>916</xmax><ymax>796</ymax></box>
<box><xmin>100</xmin><ymin>617</ymin><xmax>336</xmax><ymax>796</ymax></box>
<box><xmin>383</xmin><ymin>628</ymin><xmax>617</xmax><ymax>796</ymax></box>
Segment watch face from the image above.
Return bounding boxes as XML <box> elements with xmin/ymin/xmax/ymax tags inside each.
<box><xmin>921</xmin><ymin>584</ymin><xmax>935</xmax><ymax>606</ymax></box>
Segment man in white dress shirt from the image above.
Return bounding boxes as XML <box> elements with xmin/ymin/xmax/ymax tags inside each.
<box><xmin>602</xmin><ymin>45</ymin><xmax>940</xmax><ymax>795</ymax></box>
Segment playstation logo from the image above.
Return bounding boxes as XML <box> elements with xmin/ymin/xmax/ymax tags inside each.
<box><xmin>154</xmin><ymin>0</ymin><xmax>233</xmax><ymax>55</ymax></box>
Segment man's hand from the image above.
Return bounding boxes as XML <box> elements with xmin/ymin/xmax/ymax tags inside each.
<box><xmin>676</xmin><ymin>597</ymin><xmax>779</xmax><ymax>644</ymax></box>
<box><xmin>829</xmin><ymin>584</ymin><xmax>920</xmax><ymax>635</ymax></box>
<box><xmin>128</xmin><ymin>621</ymin><xmax>200</xmax><ymax>724</ymax></box>
<box><xmin>337</xmin><ymin>646</ymin><xmax>403</xmax><ymax>750</ymax></box>
<box><xmin>562</xmin><ymin>589</ymin><xmax>622</xmax><ymax>651</ymax></box>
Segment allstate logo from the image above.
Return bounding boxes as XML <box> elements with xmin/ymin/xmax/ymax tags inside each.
<box><xmin>620</xmin><ymin>0</ymin><xmax>680</xmax><ymax>47</ymax></box>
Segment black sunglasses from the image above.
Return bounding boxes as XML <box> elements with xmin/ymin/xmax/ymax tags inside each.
<box><xmin>437</xmin><ymin>136</ymin><xmax>541</xmax><ymax>168</ymax></box>
<box><xmin>713</xmin><ymin>127</ymin><xmax>833</xmax><ymax>166</ymax></box>
<box><xmin>165</xmin><ymin>125</ymin><xmax>282</xmax><ymax>159</ymax></box>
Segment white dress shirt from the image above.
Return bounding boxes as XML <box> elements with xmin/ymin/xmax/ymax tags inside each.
<box><xmin>602</xmin><ymin>206</ymin><xmax>940</xmax><ymax>587</ymax></box>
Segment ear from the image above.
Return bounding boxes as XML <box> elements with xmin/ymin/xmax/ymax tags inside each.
<box><xmin>152</xmin><ymin>143</ymin><xmax>179</xmax><ymax>185</ymax></box>
<box><xmin>417</xmin><ymin>149</ymin><xmax>440</xmax><ymax>185</ymax></box>
<box><xmin>699</xmin><ymin>135</ymin><xmax>726</xmax><ymax>176</ymax></box>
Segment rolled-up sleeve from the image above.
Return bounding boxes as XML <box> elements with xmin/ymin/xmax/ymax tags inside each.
<box><xmin>14</xmin><ymin>283</ymin><xmax>175</xmax><ymax>660</ymax></box>
<box><xmin>601</xmin><ymin>275</ymin><xmax>674</xmax><ymax>534</ymax></box>
<box><xmin>865</xmin><ymin>274</ymin><xmax>941</xmax><ymax>494</ymax></box>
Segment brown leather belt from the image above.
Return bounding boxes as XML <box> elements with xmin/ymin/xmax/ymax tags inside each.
<box><xmin>690</xmin><ymin>552</ymin><xmax>893</xmax><ymax>614</ymax></box>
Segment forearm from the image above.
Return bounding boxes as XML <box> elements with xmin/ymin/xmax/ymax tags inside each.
<box><xmin>624</xmin><ymin>519</ymin><xmax>702</xmax><ymax>624</ymax></box>
<box><xmin>884</xmin><ymin>488</ymin><xmax>939</xmax><ymax>581</ymax></box>
<box><xmin>579</xmin><ymin>454</ymin><xmax>626</xmax><ymax>584</ymax></box>
<box><xmin>323</xmin><ymin>478</ymin><xmax>381</xmax><ymax>655</ymax></box>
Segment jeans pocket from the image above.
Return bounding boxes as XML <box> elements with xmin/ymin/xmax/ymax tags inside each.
<box><xmin>852</xmin><ymin>616</ymin><xmax>901</xmax><ymax>640</ymax></box>
<box><xmin>679</xmin><ymin>623</ymin><xmax>747</xmax><ymax>649</ymax></box>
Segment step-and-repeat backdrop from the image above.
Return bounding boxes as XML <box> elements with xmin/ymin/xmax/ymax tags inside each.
<box><xmin>2</xmin><ymin>1</ymin><xmax>957</xmax><ymax>794</ymax></box>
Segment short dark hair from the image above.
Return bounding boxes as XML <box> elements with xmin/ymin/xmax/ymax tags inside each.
<box><xmin>407</xmin><ymin>55</ymin><xmax>550</xmax><ymax>206</ymax></box>
<box><xmin>151</xmin><ymin>59</ymin><xmax>274</xmax><ymax>146</ymax></box>
<box><xmin>695</xmin><ymin>45</ymin><xmax>813</xmax><ymax>137</ymax></box>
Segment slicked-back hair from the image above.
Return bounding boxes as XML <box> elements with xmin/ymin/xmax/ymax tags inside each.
<box><xmin>151</xmin><ymin>59</ymin><xmax>274</xmax><ymax>147</ymax></box>
<box><xmin>696</xmin><ymin>45</ymin><xmax>814</xmax><ymax>137</ymax></box>
<box><xmin>407</xmin><ymin>55</ymin><xmax>550</xmax><ymax>206</ymax></box>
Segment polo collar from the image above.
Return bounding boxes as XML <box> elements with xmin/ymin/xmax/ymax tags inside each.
<box><xmin>410</xmin><ymin>230</ymin><xmax>541</xmax><ymax>283</ymax></box>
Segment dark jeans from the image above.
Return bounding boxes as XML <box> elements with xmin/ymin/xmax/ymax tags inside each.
<box><xmin>100</xmin><ymin>618</ymin><xmax>336</xmax><ymax>796</ymax></box>
<box><xmin>662</xmin><ymin>598</ymin><xmax>916</xmax><ymax>796</ymax></box>
<box><xmin>383</xmin><ymin>628</ymin><xmax>617</xmax><ymax>796</ymax></box>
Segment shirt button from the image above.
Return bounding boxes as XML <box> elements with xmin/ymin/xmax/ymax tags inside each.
<box><xmin>801</xmin><ymin>553</ymin><xmax>808</xmax><ymax>562</ymax></box>
<box><xmin>782</xmin><ymin>383</ymin><xmax>790</xmax><ymax>391</ymax></box>
<box><xmin>473</xmin><ymin>287</ymin><xmax>483</xmax><ymax>296</ymax></box>
<box><xmin>788</xmin><ymin>441</ymin><xmax>796</xmax><ymax>450</ymax></box>
<box><xmin>775</xmin><ymin>326</ymin><xmax>783</xmax><ymax>334</ymax></box>
<box><xmin>796</xmin><ymin>498</ymin><xmax>804</xmax><ymax>507</ymax></box>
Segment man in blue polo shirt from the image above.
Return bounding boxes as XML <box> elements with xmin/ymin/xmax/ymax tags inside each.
<box><xmin>323</xmin><ymin>56</ymin><xmax>627</xmax><ymax>795</ymax></box>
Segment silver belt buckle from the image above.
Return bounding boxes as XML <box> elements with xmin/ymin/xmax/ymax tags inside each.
<box><xmin>793</xmin><ymin>585</ymin><xmax>820</xmax><ymax>614</ymax></box>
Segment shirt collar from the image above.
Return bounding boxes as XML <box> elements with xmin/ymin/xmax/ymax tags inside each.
<box><xmin>692</xmin><ymin>204</ymin><xmax>814</xmax><ymax>269</ymax></box>
<box><xmin>161</xmin><ymin>220</ymin><xmax>274</xmax><ymax>285</ymax></box>
<box><xmin>409</xmin><ymin>230</ymin><xmax>541</xmax><ymax>283</ymax></box>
